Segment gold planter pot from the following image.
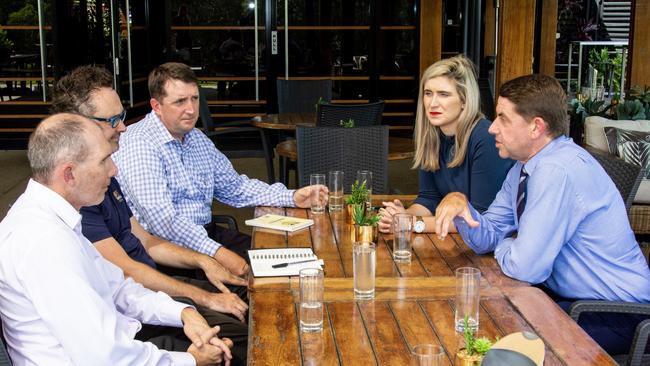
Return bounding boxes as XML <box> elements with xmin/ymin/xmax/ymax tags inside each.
<box><xmin>455</xmin><ymin>350</ymin><xmax>483</xmax><ymax>366</ymax></box>
<box><xmin>354</xmin><ymin>224</ymin><xmax>378</xmax><ymax>243</ymax></box>
<box><xmin>346</xmin><ymin>203</ymin><xmax>366</xmax><ymax>224</ymax></box>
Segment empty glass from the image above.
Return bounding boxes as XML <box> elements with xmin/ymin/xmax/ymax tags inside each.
<box><xmin>455</xmin><ymin>267</ymin><xmax>481</xmax><ymax>333</ymax></box>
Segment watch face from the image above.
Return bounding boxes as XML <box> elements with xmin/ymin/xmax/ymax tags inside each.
<box><xmin>414</xmin><ymin>220</ymin><xmax>425</xmax><ymax>233</ymax></box>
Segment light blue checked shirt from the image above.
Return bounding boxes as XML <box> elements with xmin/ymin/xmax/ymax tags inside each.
<box><xmin>113</xmin><ymin>111</ymin><xmax>295</xmax><ymax>256</ymax></box>
<box><xmin>455</xmin><ymin>136</ymin><xmax>650</xmax><ymax>303</ymax></box>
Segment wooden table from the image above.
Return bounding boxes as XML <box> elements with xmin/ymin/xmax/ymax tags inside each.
<box><xmin>247</xmin><ymin>206</ymin><xmax>615</xmax><ymax>365</ymax></box>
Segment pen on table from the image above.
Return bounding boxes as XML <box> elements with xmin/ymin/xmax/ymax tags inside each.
<box><xmin>271</xmin><ymin>258</ymin><xmax>319</xmax><ymax>268</ymax></box>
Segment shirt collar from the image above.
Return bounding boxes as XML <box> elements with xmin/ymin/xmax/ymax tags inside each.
<box><xmin>25</xmin><ymin>179</ymin><xmax>82</xmax><ymax>232</ymax></box>
<box><xmin>147</xmin><ymin>111</ymin><xmax>177</xmax><ymax>145</ymax></box>
<box><xmin>521</xmin><ymin>135</ymin><xmax>569</xmax><ymax>174</ymax></box>
<box><xmin>147</xmin><ymin>111</ymin><xmax>198</xmax><ymax>149</ymax></box>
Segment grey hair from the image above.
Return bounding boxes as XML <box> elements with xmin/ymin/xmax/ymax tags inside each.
<box><xmin>28</xmin><ymin>114</ymin><xmax>93</xmax><ymax>184</ymax></box>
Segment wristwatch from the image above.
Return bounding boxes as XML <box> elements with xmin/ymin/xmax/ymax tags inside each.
<box><xmin>413</xmin><ymin>216</ymin><xmax>425</xmax><ymax>233</ymax></box>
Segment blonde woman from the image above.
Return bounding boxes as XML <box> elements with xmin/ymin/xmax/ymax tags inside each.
<box><xmin>379</xmin><ymin>55</ymin><xmax>513</xmax><ymax>233</ymax></box>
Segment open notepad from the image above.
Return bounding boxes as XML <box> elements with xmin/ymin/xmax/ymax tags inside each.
<box><xmin>247</xmin><ymin>248</ymin><xmax>324</xmax><ymax>277</ymax></box>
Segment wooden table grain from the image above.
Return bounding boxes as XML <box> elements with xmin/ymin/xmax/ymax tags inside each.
<box><xmin>247</xmin><ymin>206</ymin><xmax>615</xmax><ymax>365</ymax></box>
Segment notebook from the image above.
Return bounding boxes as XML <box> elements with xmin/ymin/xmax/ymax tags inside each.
<box><xmin>245</xmin><ymin>214</ymin><xmax>314</xmax><ymax>232</ymax></box>
<box><xmin>247</xmin><ymin>248</ymin><xmax>323</xmax><ymax>277</ymax></box>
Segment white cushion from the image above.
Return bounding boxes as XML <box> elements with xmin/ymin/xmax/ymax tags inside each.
<box><xmin>584</xmin><ymin>116</ymin><xmax>650</xmax><ymax>203</ymax></box>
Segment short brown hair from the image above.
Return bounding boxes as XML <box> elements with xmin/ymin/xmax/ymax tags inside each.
<box><xmin>499</xmin><ymin>74</ymin><xmax>568</xmax><ymax>138</ymax></box>
<box><xmin>148</xmin><ymin>62</ymin><xmax>198</xmax><ymax>100</ymax></box>
<box><xmin>51</xmin><ymin>65</ymin><xmax>113</xmax><ymax>115</ymax></box>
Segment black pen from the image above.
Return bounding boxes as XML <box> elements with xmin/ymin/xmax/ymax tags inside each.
<box><xmin>271</xmin><ymin>258</ymin><xmax>319</xmax><ymax>268</ymax></box>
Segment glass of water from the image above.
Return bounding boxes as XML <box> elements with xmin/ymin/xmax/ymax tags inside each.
<box><xmin>353</xmin><ymin>241</ymin><xmax>376</xmax><ymax>300</ymax></box>
<box><xmin>299</xmin><ymin>268</ymin><xmax>324</xmax><ymax>332</ymax></box>
<box><xmin>356</xmin><ymin>170</ymin><xmax>372</xmax><ymax>210</ymax></box>
<box><xmin>328</xmin><ymin>170</ymin><xmax>344</xmax><ymax>212</ymax></box>
<box><xmin>454</xmin><ymin>267</ymin><xmax>481</xmax><ymax>333</ymax></box>
<box><xmin>392</xmin><ymin>213</ymin><xmax>413</xmax><ymax>262</ymax></box>
<box><xmin>309</xmin><ymin>174</ymin><xmax>326</xmax><ymax>214</ymax></box>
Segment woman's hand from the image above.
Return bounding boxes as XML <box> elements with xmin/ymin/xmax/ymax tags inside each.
<box><xmin>378</xmin><ymin>199</ymin><xmax>406</xmax><ymax>233</ymax></box>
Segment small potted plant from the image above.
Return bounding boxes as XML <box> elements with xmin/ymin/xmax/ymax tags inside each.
<box><xmin>345</xmin><ymin>179</ymin><xmax>369</xmax><ymax>224</ymax></box>
<box><xmin>456</xmin><ymin>316</ymin><xmax>493</xmax><ymax>366</ymax></box>
<box><xmin>352</xmin><ymin>204</ymin><xmax>380</xmax><ymax>242</ymax></box>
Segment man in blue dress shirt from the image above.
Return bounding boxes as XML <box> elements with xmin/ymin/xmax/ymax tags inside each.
<box><xmin>113</xmin><ymin>62</ymin><xmax>327</xmax><ymax>277</ymax></box>
<box><xmin>435</xmin><ymin>74</ymin><xmax>650</xmax><ymax>355</ymax></box>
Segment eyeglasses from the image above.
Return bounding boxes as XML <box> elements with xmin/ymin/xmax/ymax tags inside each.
<box><xmin>84</xmin><ymin>109</ymin><xmax>127</xmax><ymax>128</ymax></box>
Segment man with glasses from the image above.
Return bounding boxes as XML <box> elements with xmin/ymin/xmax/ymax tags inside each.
<box><xmin>51</xmin><ymin>65</ymin><xmax>248</xmax><ymax>364</ymax></box>
<box><xmin>0</xmin><ymin>113</ymin><xmax>232</xmax><ymax>365</ymax></box>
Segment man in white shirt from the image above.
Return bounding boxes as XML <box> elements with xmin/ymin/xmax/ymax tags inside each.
<box><xmin>0</xmin><ymin>113</ymin><xmax>232</xmax><ymax>365</ymax></box>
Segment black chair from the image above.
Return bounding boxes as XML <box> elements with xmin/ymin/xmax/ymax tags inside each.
<box><xmin>567</xmin><ymin>148</ymin><xmax>648</xmax><ymax>366</ymax></box>
<box><xmin>296</xmin><ymin>125</ymin><xmax>389</xmax><ymax>194</ymax></box>
<box><xmin>316</xmin><ymin>100</ymin><xmax>384</xmax><ymax>127</ymax></box>
<box><xmin>276</xmin><ymin>79</ymin><xmax>332</xmax><ymax>113</ymax></box>
<box><xmin>587</xmin><ymin>147</ymin><xmax>644</xmax><ymax>214</ymax></box>
<box><xmin>0</xmin><ymin>321</ymin><xmax>12</xmax><ymax>365</ymax></box>
<box><xmin>198</xmin><ymin>86</ymin><xmax>275</xmax><ymax>184</ymax></box>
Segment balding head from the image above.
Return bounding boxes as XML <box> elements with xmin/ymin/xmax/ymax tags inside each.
<box><xmin>28</xmin><ymin>114</ymin><xmax>98</xmax><ymax>184</ymax></box>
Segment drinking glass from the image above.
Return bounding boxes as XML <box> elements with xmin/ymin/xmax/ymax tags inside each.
<box><xmin>454</xmin><ymin>267</ymin><xmax>481</xmax><ymax>333</ymax></box>
<box><xmin>356</xmin><ymin>170</ymin><xmax>372</xmax><ymax>210</ymax></box>
<box><xmin>309</xmin><ymin>174</ymin><xmax>326</xmax><ymax>214</ymax></box>
<box><xmin>299</xmin><ymin>268</ymin><xmax>324</xmax><ymax>332</ymax></box>
<box><xmin>411</xmin><ymin>344</ymin><xmax>444</xmax><ymax>366</ymax></box>
<box><xmin>328</xmin><ymin>171</ymin><xmax>344</xmax><ymax>212</ymax></box>
<box><xmin>393</xmin><ymin>213</ymin><xmax>413</xmax><ymax>262</ymax></box>
<box><xmin>353</xmin><ymin>241</ymin><xmax>376</xmax><ymax>300</ymax></box>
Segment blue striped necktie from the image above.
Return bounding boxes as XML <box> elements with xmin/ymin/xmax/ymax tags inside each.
<box><xmin>516</xmin><ymin>167</ymin><xmax>529</xmax><ymax>221</ymax></box>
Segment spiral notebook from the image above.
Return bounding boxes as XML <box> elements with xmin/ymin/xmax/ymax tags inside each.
<box><xmin>247</xmin><ymin>248</ymin><xmax>323</xmax><ymax>277</ymax></box>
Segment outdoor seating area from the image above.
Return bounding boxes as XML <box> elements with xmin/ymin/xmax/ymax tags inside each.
<box><xmin>1</xmin><ymin>1</ymin><xmax>650</xmax><ymax>365</ymax></box>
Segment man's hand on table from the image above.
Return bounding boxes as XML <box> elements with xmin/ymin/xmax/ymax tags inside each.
<box><xmin>181</xmin><ymin>308</ymin><xmax>233</xmax><ymax>365</ymax></box>
<box><xmin>434</xmin><ymin>192</ymin><xmax>479</xmax><ymax>239</ymax></box>
<box><xmin>214</xmin><ymin>247</ymin><xmax>250</xmax><ymax>277</ymax></box>
<box><xmin>293</xmin><ymin>185</ymin><xmax>329</xmax><ymax>208</ymax></box>
<box><xmin>199</xmin><ymin>256</ymin><xmax>247</xmax><ymax>292</ymax></box>
<box><xmin>199</xmin><ymin>291</ymin><xmax>248</xmax><ymax>323</ymax></box>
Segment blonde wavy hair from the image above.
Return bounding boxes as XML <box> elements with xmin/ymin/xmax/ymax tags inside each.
<box><xmin>412</xmin><ymin>55</ymin><xmax>483</xmax><ymax>171</ymax></box>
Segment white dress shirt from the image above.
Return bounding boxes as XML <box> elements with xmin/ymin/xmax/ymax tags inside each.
<box><xmin>0</xmin><ymin>180</ymin><xmax>196</xmax><ymax>366</ymax></box>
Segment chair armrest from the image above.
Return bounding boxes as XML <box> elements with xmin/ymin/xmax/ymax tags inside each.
<box><xmin>629</xmin><ymin>319</ymin><xmax>650</xmax><ymax>366</ymax></box>
<box><xmin>569</xmin><ymin>300</ymin><xmax>650</xmax><ymax>321</ymax></box>
<box><xmin>212</xmin><ymin>214</ymin><xmax>239</xmax><ymax>232</ymax></box>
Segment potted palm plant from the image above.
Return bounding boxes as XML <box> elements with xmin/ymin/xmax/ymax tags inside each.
<box><xmin>346</xmin><ymin>179</ymin><xmax>369</xmax><ymax>224</ymax></box>
<box><xmin>352</xmin><ymin>203</ymin><xmax>380</xmax><ymax>242</ymax></box>
<box><xmin>456</xmin><ymin>316</ymin><xmax>494</xmax><ymax>366</ymax></box>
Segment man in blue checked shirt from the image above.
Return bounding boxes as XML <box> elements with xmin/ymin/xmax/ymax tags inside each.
<box><xmin>114</xmin><ymin>62</ymin><xmax>328</xmax><ymax>277</ymax></box>
<box><xmin>434</xmin><ymin>74</ymin><xmax>650</xmax><ymax>356</ymax></box>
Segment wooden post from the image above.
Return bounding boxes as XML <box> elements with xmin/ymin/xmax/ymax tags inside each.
<box><xmin>495</xmin><ymin>0</ymin><xmax>536</xmax><ymax>95</ymax></box>
<box><xmin>629</xmin><ymin>0</ymin><xmax>650</xmax><ymax>88</ymax></box>
<box><xmin>419</xmin><ymin>0</ymin><xmax>442</xmax><ymax>80</ymax></box>
<box><xmin>539</xmin><ymin>0</ymin><xmax>558</xmax><ymax>76</ymax></box>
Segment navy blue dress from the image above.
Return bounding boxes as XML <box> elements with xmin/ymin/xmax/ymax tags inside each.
<box><xmin>81</xmin><ymin>177</ymin><xmax>157</xmax><ymax>269</ymax></box>
<box><xmin>413</xmin><ymin>119</ymin><xmax>514</xmax><ymax>213</ymax></box>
